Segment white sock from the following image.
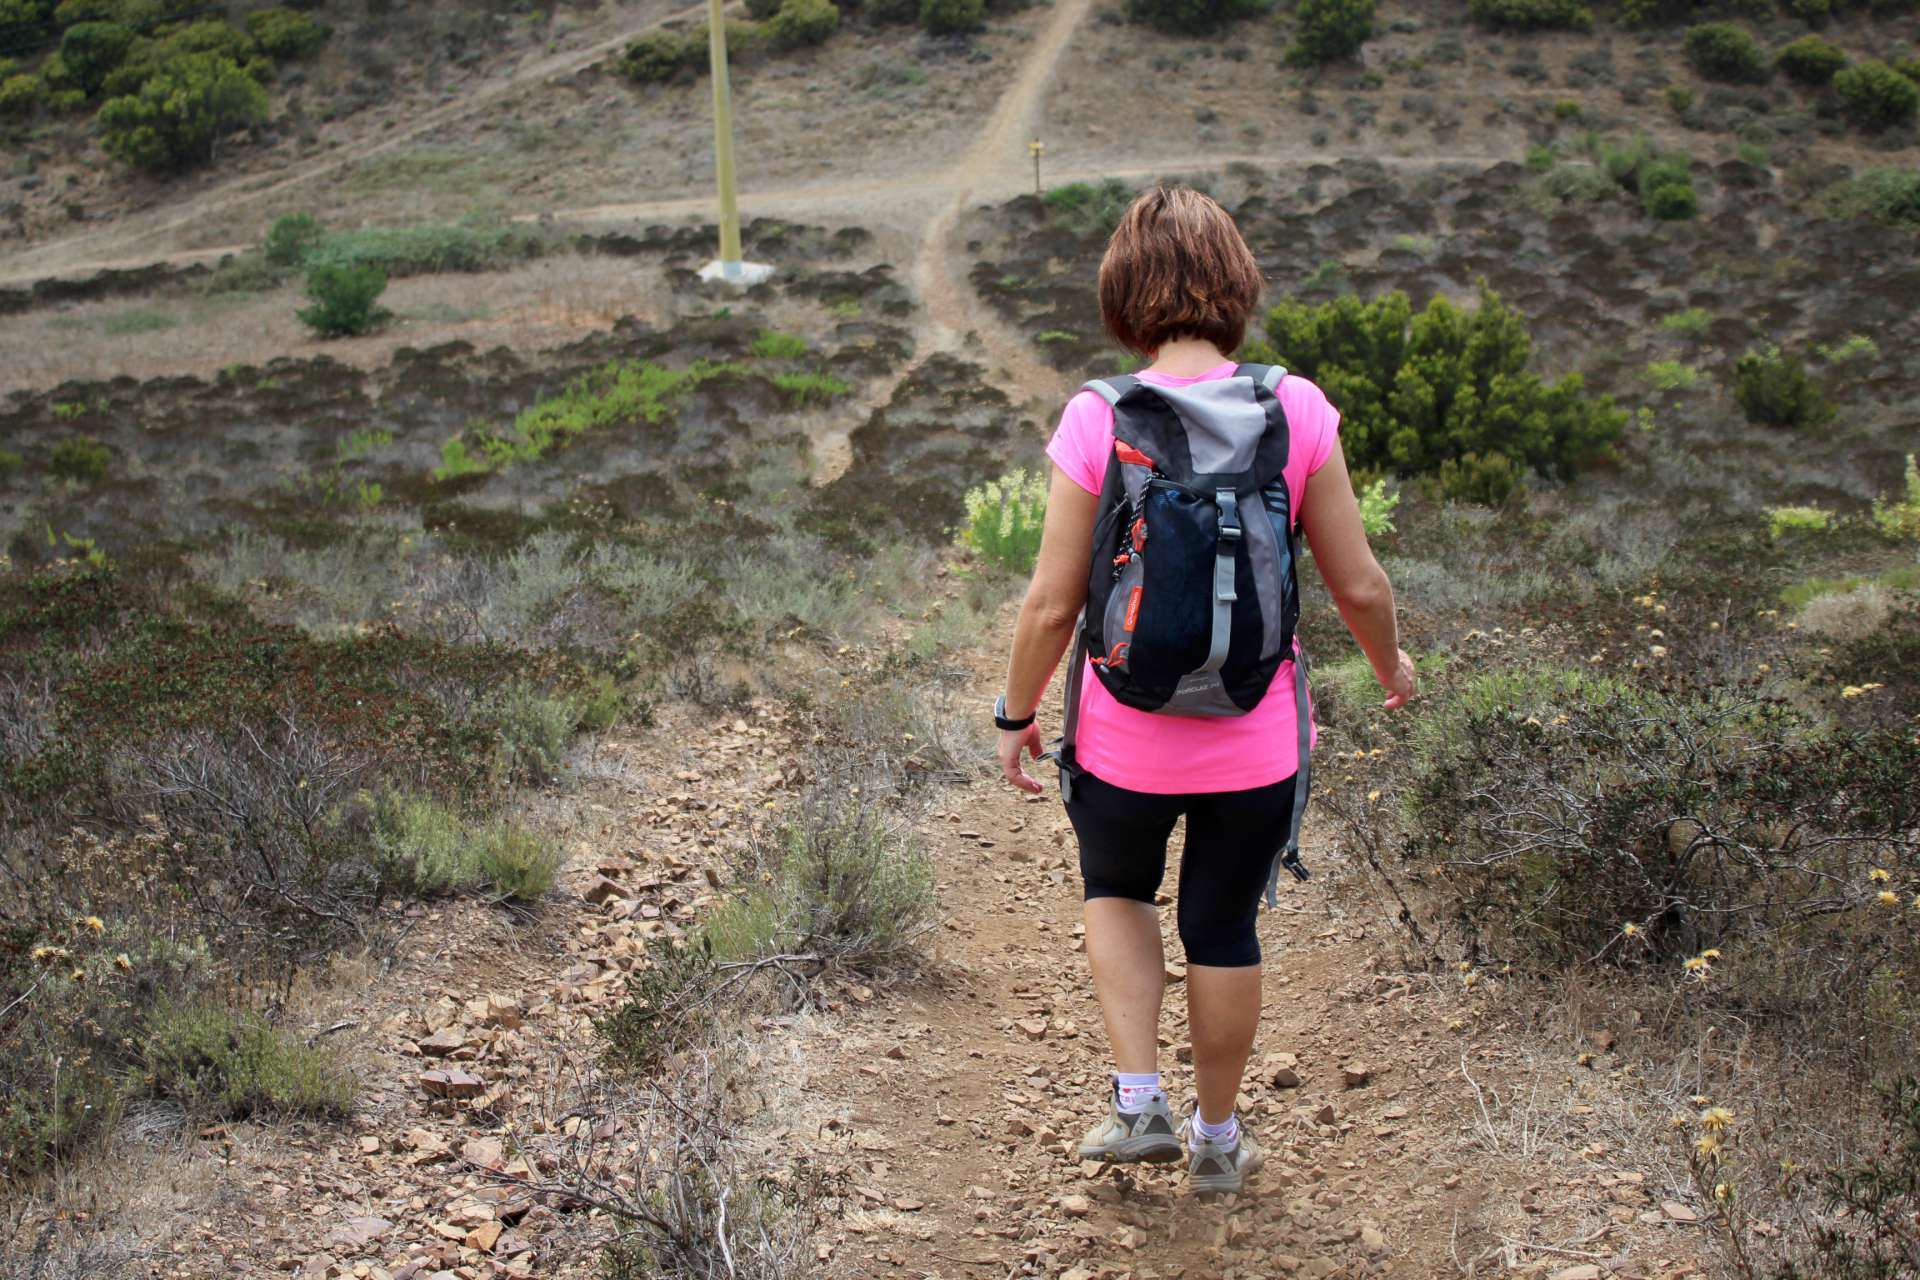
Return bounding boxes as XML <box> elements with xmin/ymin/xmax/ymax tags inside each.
<box><xmin>1114</xmin><ymin>1072</ymin><xmax>1163</xmax><ymax>1111</ymax></box>
<box><xmin>1191</xmin><ymin>1111</ymin><xmax>1239</xmax><ymax>1150</ymax></box>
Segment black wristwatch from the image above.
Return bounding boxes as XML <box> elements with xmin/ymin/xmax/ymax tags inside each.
<box><xmin>993</xmin><ymin>695</ymin><xmax>1035</xmax><ymax>731</ymax></box>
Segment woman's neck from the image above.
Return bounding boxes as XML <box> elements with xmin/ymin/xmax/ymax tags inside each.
<box><xmin>1144</xmin><ymin>337</ymin><xmax>1230</xmax><ymax>378</ymax></box>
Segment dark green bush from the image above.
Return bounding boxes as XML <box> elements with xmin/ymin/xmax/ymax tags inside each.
<box><xmin>295</xmin><ymin>264</ymin><xmax>391</xmax><ymax>338</ymax></box>
<box><xmin>263</xmin><ymin>211</ymin><xmax>322</xmax><ymax>267</ymax></box>
<box><xmin>920</xmin><ymin>0</ymin><xmax>985</xmax><ymax>32</ymax></box>
<box><xmin>97</xmin><ymin>51</ymin><xmax>268</xmax><ymax>173</ymax></box>
<box><xmin>868</xmin><ymin>0</ymin><xmax>918</xmax><ymax>20</ymax></box>
<box><xmin>768</xmin><ymin>0</ymin><xmax>838</xmax><ymax>47</ymax></box>
<box><xmin>1833</xmin><ymin>60</ymin><xmax>1919</xmax><ymax>129</ymax></box>
<box><xmin>619</xmin><ymin>30</ymin><xmax>690</xmax><ymax>82</ymax></box>
<box><xmin>58</xmin><ymin>20</ymin><xmax>135</xmax><ymax>96</ymax></box>
<box><xmin>1733</xmin><ymin>345</ymin><xmax>1833</xmax><ymax>428</ymax></box>
<box><xmin>1777</xmin><ymin>33</ymin><xmax>1847</xmax><ymax>85</ymax></box>
<box><xmin>1825</xmin><ymin>167</ymin><xmax>1920</xmax><ymax>226</ymax></box>
<box><xmin>1639</xmin><ymin>156</ymin><xmax>1698</xmax><ymax>218</ymax></box>
<box><xmin>49</xmin><ymin>436</ymin><xmax>110</xmax><ymax>481</ymax></box>
<box><xmin>1684</xmin><ymin>22</ymin><xmax>1768</xmax><ymax>83</ymax></box>
<box><xmin>1041</xmin><ymin>178</ymin><xmax>1134</xmax><ymax>237</ymax></box>
<box><xmin>0</xmin><ymin>72</ymin><xmax>38</xmax><ymax>115</ymax></box>
<box><xmin>1285</xmin><ymin>0</ymin><xmax>1373</xmax><ymax>64</ymax></box>
<box><xmin>1124</xmin><ymin>0</ymin><xmax>1267</xmax><ymax>35</ymax></box>
<box><xmin>102</xmin><ymin>21</ymin><xmax>270</xmax><ymax>97</ymax></box>
<box><xmin>1251</xmin><ymin>283</ymin><xmax>1625</xmax><ymax>480</ymax></box>
<box><xmin>745</xmin><ymin>0</ymin><xmax>780</xmax><ymax>16</ymax></box>
<box><xmin>1427</xmin><ymin>450</ymin><xmax>1525</xmax><ymax>506</ymax></box>
<box><xmin>1467</xmin><ymin>0</ymin><xmax>1592</xmax><ymax>32</ymax></box>
<box><xmin>244</xmin><ymin>7</ymin><xmax>331</xmax><ymax>61</ymax></box>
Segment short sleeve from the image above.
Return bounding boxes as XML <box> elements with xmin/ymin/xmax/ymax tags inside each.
<box><xmin>1044</xmin><ymin>390</ymin><xmax>1113</xmax><ymax>496</ymax></box>
<box><xmin>1285</xmin><ymin>377</ymin><xmax>1341</xmax><ymax>477</ymax></box>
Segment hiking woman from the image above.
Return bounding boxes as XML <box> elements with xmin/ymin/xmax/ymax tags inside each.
<box><xmin>993</xmin><ymin>186</ymin><xmax>1414</xmax><ymax>1194</ymax></box>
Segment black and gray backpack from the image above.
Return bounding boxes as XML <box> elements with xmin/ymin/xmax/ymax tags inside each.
<box><xmin>1049</xmin><ymin>362</ymin><xmax>1312</xmax><ymax>900</ymax></box>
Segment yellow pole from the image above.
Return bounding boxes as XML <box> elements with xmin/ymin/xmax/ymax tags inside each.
<box><xmin>707</xmin><ymin>0</ymin><xmax>742</xmax><ymax>271</ymax></box>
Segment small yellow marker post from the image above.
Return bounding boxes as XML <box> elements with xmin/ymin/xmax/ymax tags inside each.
<box><xmin>1029</xmin><ymin>139</ymin><xmax>1045</xmax><ymax>199</ymax></box>
<box><xmin>698</xmin><ymin>0</ymin><xmax>771</xmax><ymax>284</ymax></box>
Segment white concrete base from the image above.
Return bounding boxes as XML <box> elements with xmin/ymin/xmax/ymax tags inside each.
<box><xmin>697</xmin><ymin>259</ymin><xmax>776</xmax><ymax>286</ymax></box>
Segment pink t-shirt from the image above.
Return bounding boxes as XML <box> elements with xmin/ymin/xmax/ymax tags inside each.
<box><xmin>1044</xmin><ymin>361</ymin><xmax>1341</xmax><ymax>794</ymax></box>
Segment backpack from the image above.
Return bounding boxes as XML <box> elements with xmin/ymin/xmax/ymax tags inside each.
<box><xmin>1048</xmin><ymin>362</ymin><xmax>1312</xmax><ymax>901</ymax></box>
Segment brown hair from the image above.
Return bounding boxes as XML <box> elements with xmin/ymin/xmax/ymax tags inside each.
<box><xmin>1097</xmin><ymin>185</ymin><xmax>1264</xmax><ymax>358</ymax></box>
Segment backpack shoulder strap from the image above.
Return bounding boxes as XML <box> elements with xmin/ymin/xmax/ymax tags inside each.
<box><xmin>1079</xmin><ymin>374</ymin><xmax>1139</xmax><ymax>406</ymax></box>
<box><xmin>1233</xmin><ymin>362</ymin><xmax>1287</xmax><ymax>393</ymax></box>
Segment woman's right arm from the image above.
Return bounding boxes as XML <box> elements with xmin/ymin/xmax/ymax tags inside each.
<box><xmin>1299</xmin><ymin>441</ymin><xmax>1414</xmax><ymax>709</ymax></box>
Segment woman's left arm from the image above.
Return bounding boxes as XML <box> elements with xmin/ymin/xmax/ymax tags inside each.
<box><xmin>997</xmin><ymin>465</ymin><xmax>1098</xmax><ymax>793</ymax></box>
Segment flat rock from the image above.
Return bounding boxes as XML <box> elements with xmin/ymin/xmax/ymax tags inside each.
<box><xmin>325</xmin><ymin>1217</ymin><xmax>393</xmax><ymax>1250</ymax></box>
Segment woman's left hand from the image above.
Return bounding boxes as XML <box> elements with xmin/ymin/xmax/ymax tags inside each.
<box><xmin>998</xmin><ymin>724</ymin><xmax>1047</xmax><ymax>795</ymax></box>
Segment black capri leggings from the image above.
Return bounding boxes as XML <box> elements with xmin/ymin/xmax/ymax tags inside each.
<box><xmin>1064</xmin><ymin>769</ymin><xmax>1296</xmax><ymax>968</ymax></box>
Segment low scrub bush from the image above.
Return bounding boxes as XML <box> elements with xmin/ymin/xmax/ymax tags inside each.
<box><xmin>1824</xmin><ymin>167</ymin><xmax>1920</xmax><ymax>227</ymax></box>
<box><xmin>1732</xmin><ymin>345</ymin><xmax>1834</xmax><ymax>429</ymax></box>
<box><xmin>304</xmin><ymin>216</ymin><xmax>551</xmax><ymax>276</ymax></box>
<box><xmin>921</xmin><ymin>0</ymin><xmax>986</xmax><ymax>34</ymax></box>
<box><xmin>97</xmin><ymin>51</ymin><xmax>268</xmax><ymax>173</ymax></box>
<box><xmin>1777</xmin><ymin>33</ymin><xmax>1847</xmax><ymax>86</ymax></box>
<box><xmin>1660</xmin><ymin>307</ymin><xmax>1712</xmax><ymax>334</ymax></box>
<box><xmin>1767</xmin><ymin>504</ymin><xmax>1833</xmax><ymax>538</ymax></box>
<box><xmin>49</xmin><ymin>435</ymin><xmax>110</xmax><ymax>481</ymax></box>
<box><xmin>1467</xmin><ymin>0</ymin><xmax>1592</xmax><ymax>32</ymax></box>
<box><xmin>771</xmin><ymin>370</ymin><xmax>849</xmax><ymax>406</ymax></box>
<box><xmin>596</xmin><ymin>936</ymin><xmax>720</xmax><ymax>1071</ymax></box>
<box><xmin>1593</xmin><ymin>134</ymin><xmax>1699</xmax><ymax>219</ymax></box>
<box><xmin>958</xmin><ymin>466</ymin><xmax>1048</xmax><ymax>572</ymax></box>
<box><xmin>245</xmin><ymin>7</ymin><xmax>330</xmax><ymax>61</ymax></box>
<box><xmin>1248</xmin><ymin>283</ymin><xmax>1625</xmax><ymax>481</ymax></box>
<box><xmin>1834</xmin><ymin>60</ymin><xmax>1920</xmax><ymax>129</ymax></box>
<box><xmin>1426</xmin><ymin>450</ymin><xmax>1524</xmax><ymax>506</ymax></box>
<box><xmin>620</xmin><ymin>29</ymin><xmax>699</xmax><ymax>82</ymax></box>
<box><xmin>0</xmin><ymin>71</ymin><xmax>40</xmax><ymax>116</ymax></box>
<box><xmin>296</xmin><ymin>264</ymin><xmax>391</xmax><ymax>338</ymax></box>
<box><xmin>263</xmin><ymin>211</ymin><xmax>324</xmax><ymax>267</ymax></box>
<box><xmin>138</xmin><ymin>1002</ymin><xmax>355</xmax><ymax>1120</ymax></box>
<box><xmin>1356</xmin><ymin>475</ymin><xmax>1399</xmax><ymax>535</ymax></box>
<box><xmin>368</xmin><ymin>788</ymin><xmax>560</xmax><ymax>901</ymax></box>
<box><xmin>59</xmin><ymin>20</ymin><xmax>136</xmax><ymax>96</ymax></box>
<box><xmin>1285</xmin><ymin>0</ymin><xmax>1374</xmax><ymax>65</ymax></box>
<box><xmin>1872</xmin><ymin>453</ymin><xmax>1920</xmax><ymax>540</ymax></box>
<box><xmin>1684</xmin><ymin>22</ymin><xmax>1768</xmax><ymax>83</ymax></box>
<box><xmin>751</xmin><ymin>328</ymin><xmax>808</xmax><ymax>359</ymax></box>
<box><xmin>768</xmin><ymin>0</ymin><xmax>837</xmax><ymax>46</ymax></box>
<box><xmin>1041</xmin><ymin>178</ymin><xmax>1134</xmax><ymax>237</ymax></box>
<box><xmin>1124</xmin><ymin>0</ymin><xmax>1267</xmax><ymax>35</ymax></box>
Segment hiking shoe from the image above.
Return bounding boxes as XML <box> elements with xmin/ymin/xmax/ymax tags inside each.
<box><xmin>1077</xmin><ymin>1088</ymin><xmax>1183</xmax><ymax>1164</ymax></box>
<box><xmin>1184</xmin><ymin>1119</ymin><xmax>1264</xmax><ymax>1196</ymax></box>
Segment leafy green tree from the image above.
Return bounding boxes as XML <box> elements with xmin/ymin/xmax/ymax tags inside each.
<box><xmin>920</xmin><ymin>0</ymin><xmax>985</xmax><ymax>33</ymax></box>
<box><xmin>768</xmin><ymin>0</ymin><xmax>837</xmax><ymax>47</ymax></box>
<box><xmin>1683</xmin><ymin>22</ymin><xmax>1767</xmax><ymax>83</ymax></box>
<box><xmin>1285</xmin><ymin>0</ymin><xmax>1373</xmax><ymax>65</ymax></box>
<box><xmin>97</xmin><ymin>50</ymin><xmax>267</xmax><ymax>173</ymax></box>
<box><xmin>58</xmin><ymin>20</ymin><xmax>136</xmax><ymax>96</ymax></box>
<box><xmin>295</xmin><ymin>264</ymin><xmax>391</xmax><ymax>338</ymax></box>
<box><xmin>244</xmin><ymin>8</ymin><xmax>331</xmax><ymax>61</ymax></box>
<box><xmin>1777</xmin><ymin>34</ymin><xmax>1847</xmax><ymax>85</ymax></box>
<box><xmin>102</xmin><ymin>21</ymin><xmax>268</xmax><ymax>97</ymax></box>
<box><xmin>1124</xmin><ymin>0</ymin><xmax>1266</xmax><ymax>36</ymax></box>
<box><xmin>1252</xmin><ymin>284</ymin><xmax>1624</xmax><ymax>481</ymax></box>
<box><xmin>1834</xmin><ymin>60</ymin><xmax>1919</xmax><ymax>129</ymax></box>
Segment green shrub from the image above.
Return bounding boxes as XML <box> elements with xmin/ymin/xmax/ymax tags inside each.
<box><xmin>1872</xmin><ymin>453</ymin><xmax>1920</xmax><ymax>540</ymax></box>
<box><xmin>263</xmin><ymin>211</ymin><xmax>323</xmax><ymax>267</ymax></box>
<box><xmin>1767</xmin><ymin>504</ymin><xmax>1833</xmax><ymax>538</ymax></box>
<box><xmin>1684</xmin><ymin>22</ymin><xmax>1767</xmax><ymax>83</ymax></box>
<box><xmin>452</xmin><ymin>359</ymin><xmax>741</xmax><ymax>474</ymax></box>
<box><xmin>58</xmin><ymin>20</ymin><xmax>135</xmax><ymax>95</ymax></box>
<box><xmin>1429</xmin><ymin>450</ymin><xmax>1524</xmax><ymax>506</ymax></box>
<box><xmin>596</xmin><ymin>936</ymin><xmax>717</xmax><ymax>1071</ymax></box>
<box><xmin>1124</xmin><ymin>0</ymin><xmax>1267</xmax><ymax>35</ymax></box>
<box><xmin>771</xmin><ymin>370</ymin><xmax>848</xmax><ymax>406</ymax></box>
<box><xmin>295</xmin><ymin>264</ymin><xmax>391</xmax><ymax>338</ymax></box>
<box><xmin>1252</xmin><ymin>283</ymin><xmax>1625</xmax><ymax>481</ymax></box>
<box><xmin>768</xmin><ymin>0</ymin><xmax>838</xmax><ymax>46</ymax></box>
<box><xmin>1467</xmin><ymin>0</ymin><xmax>1592</xmax><ymax>32</ymax></box>
<box><xmin>1285</xmin><ymin>0</ymin><xmax>1374</xmax><ymax>65</ymax></box>
<box><xmin>368</xmin><ymin>789</ymin><xmax>559</xmax><ymax>901</ymax></box>
<box><xmin>751</xmin><ymin>328</ymin><xmax>808</xmax><ymax>360</ymax></box>
<box><xmin>1540</xmin><ymin>162</ymin><xmax>1614</xmax><ymax>203</ymax></box>
<box><xmin>1833</xmin><ymin>60</ymin><xmax>1919</xmax><ymax>129</ymax></box>
<box><xmin>1732</xmin><ymin>345</ymin><xmax>1834</xmax><ymax>429</ymax></box>
<box><xmin>471</xmin><ymin>823</ymin><xmax>561</xmax><ymax>902</ymax></box>
<box><xmin>1825</xmin><ymin>168</ymin><xmax>1920</xmax><ymax>226</ymax></box>
<box><xmin>0</xmin><ymin>449</ymin><xmax>22</xmax><ymax>480</ymax></box>
<box><xmin>97</xmin><ymin>51</ymin><xmax>268</xmax><ymax>173</ymax></box>
<box><xmin>620</xmin><ymin>29</ymin><xmax>697</xmax><ymax>82</ymax></box>
<box><xmin>1356</xmin><ymin>475</ymin><xmax>1399</xmax><ymax>535</ymax></box>
<box><xmin>477</xmin><ymin>680</ymin><xmax>578</xmax><ymax>784</ymax></box>
<box><xmin>745</xmin><ymin>0</ymin><xmax>781</xmax><ymax>17</ymax></box>
<box><xmin>0</xmin><ymin>72</ymin><xmax>39</xmax><ymax>116</ymax></box>
<box><xmin>1641</xmin><ymin>167</ymin><xmax>1698</xmax><ymax>219</ymax></box>
<box><xmin>300</xmin><ymin>216</ymin><xmax>550</xmax><ymax>277</ymax></box>
<box><xmin>921</xmin><ymin>0</ymin><xmax>985</xmax><ymax>33</ymax></box>
<box><xmin>1041</xmin><ymin>178</ymin><xmax>1134</xmax><ymax>237</ymax></box>
<box><xmin>49</xmin><ymin>435</ymin><xmax>110</xmax><ymax>481</ymax></box>
<box><xmin>1660</xmin><ymin>307</ymin><xmax>1711</xmax><ymax>334</ymax></box>
<box><xmin>959</xmin><ymin>466</ymin><xmax>1048</xmax><ymax>572</ymax></box>
<box><xmin>1646</xmin><ymin>359</ymin><xmax>1701</xmax><ymax>390</ymax></box>
<box><xmin>1777</xmin><ymin>33</ymin><xmax>1847</xmax><ymax>86</ymax></box>
<box><xmin>102</xmin><ymin>22</ymin><xmax>271</xmax><ymax>97</ymax></box>
<box><xmin>244</xmin><ymin>7</ymin><xmax>331</xmax><ymax>61</ymax></box>
<box><xmin>1666</xmin><ymin>84</ymin><xmax>1694</xmax><ymax>113</ymax></box>
<box><xmin>139</xmin><ymin>1003</ymin><xmax>354</xmax><ymax>1120</ymax></box>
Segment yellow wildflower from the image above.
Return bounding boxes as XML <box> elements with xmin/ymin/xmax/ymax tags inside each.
<box><xmin>1696</xmin><ymin>1133</ymin><xmax>1722</xmax><ymax>1159</ymax></box>
<box><xmin>1621</xmin><ymin>922</ymin><xmax>1640</xmax><ymax>937</ymax></box>
<box><xmin>1670</xmin><ymin>1113</ymin><xmax>1692</xmax><ymax>1129</ymax></box>
<box><xmin>1700</xmin><ymin>1106</ymin><xmax>1735</xmax><ymax>1134</ymax></box>
<box><xmin>1714</xmin><ymin>1183</ymin><xmax>1734</xmax><ymax>1203</ymax></box>
<box><xmin>1878</xmin><ymin>891</ymin><xmax>1900</xmax><ymax>907</ymax></box>
<box><xmin>113</xmin><ymin>953</ymin><xmax>133</xmax><ymax>972</ymax></box>
<box><xmin>1841</xmin><ymin>683</ymin><xmax>1884</xmax><ymax>698</ymax></box>
<box><xmin>1869</xmin><ymin>868</ymin><xmax>1892</xmax><ymax>883</ymax></box>
<box><xmin>1690</xmin><ymin>1095</ymin><xmax>1713</xmax><ymax>1106</ymax></box>
<box><xmin>78</xmin><ymin>916</ymin><xmax>104</xmax><ymax>934</ymax></box>
<box><xmin>1701</xmin><ymin>949</ymin><xmax>1721</xmax><ymax>960</ymax></box>
<box><xmin>1684</xmin><ymin>955</ymin><xmax>1710</xmax><ymax>973</ymax></box>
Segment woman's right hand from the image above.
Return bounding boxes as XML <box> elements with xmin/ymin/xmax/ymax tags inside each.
<box><xmin>1375</xmin><ymin>648</ymin><xmax>1416</xmax><ymax>710</ymax></box>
